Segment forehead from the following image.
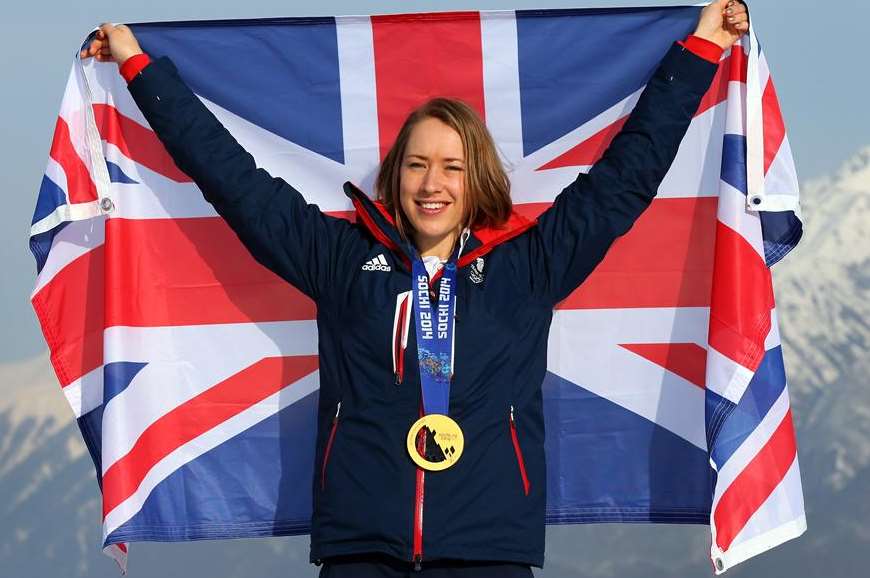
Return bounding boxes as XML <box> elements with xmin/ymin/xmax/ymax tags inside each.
<box><xmin>404</xmin><ymin>117</ymin><xmax>464</xmax><ymax>159</ymax></box>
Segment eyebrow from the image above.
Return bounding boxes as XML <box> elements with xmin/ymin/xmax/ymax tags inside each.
<box><xmin>405</xmin><ymin>154</ymin><xmax>465</xmax><ymax>163</ymax></box>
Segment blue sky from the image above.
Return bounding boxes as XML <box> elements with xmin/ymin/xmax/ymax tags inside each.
<box><xmin>0</xmin><ymin>0</ymin><xmax>863</xmax><ymax>362</ymax></box>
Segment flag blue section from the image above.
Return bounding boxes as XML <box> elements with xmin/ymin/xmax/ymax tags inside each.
<box><xmin>131</xmin><ymin>18</ymin><xmax>345</xmax><ymax>163</ymax></box>
<box><xmin>32</xmin><ymin>174</ymin><xmax>67</xmax><ymax>225</ymax></box>
<box><xmin>516</xmin><ymin>6</ymin><xmax>700</xmax><ymax>157</ymax></box>
<box><xmin>30</xmin><ymin>222</ymin><xmax>66</xmax><ymax>274</ymax></box>
<box><xmin>105</xmin><ymin>389</ymin><xmax>319</xmax><ymax>543</ymax></box>
<box><xmin>721</xmin><ymin>135</ymin><xmax>803</xmax><ymax>266</ymax></box>
<box><xmin>542</xmin><ymin>371</ymin><xmax>711</xmax><ymax>524</ymax></box>
<box><xmin>721</xmin><ymin>134</ymin><xmax>748</xmax><ymax>194</ymax></box>
<box><xmin>705</xmin><ymin>388</ymin><xmax>736</xmax><ymax>452</ymax></box>
<box><xmin>761</xmin><ymin>211</ymin><xmax>803</xmax><ymax>266</ymax></box>
<box><xmin>106</xmin><ymin>160</ymin><xmax>138</xmax><ymax>184</ymax></box>
<box><xmin>103</xmin><ymin>362</ymin><xmax>147</xmax><ymax>406</ymax></box>
<box><xmin>78</xmin><ymin>405</ymin><xmax>105</xmax><ymax>486</ymax></box>
<box><xmin>709</xmin><ymin>346</ymin><xmax>787</xmax><ymax>468</ymax></box>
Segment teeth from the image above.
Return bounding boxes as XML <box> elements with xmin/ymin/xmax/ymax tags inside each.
<box><xmin>420</xmin><ymin>202</ymin><xmax>446</xmax><ymax>209</ymax></box>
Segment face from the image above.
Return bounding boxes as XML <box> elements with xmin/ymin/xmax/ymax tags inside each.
<box><xmin>399</xmin><ymin>117</ymin><xmax>467</xmax><ymax>257</ymax></box>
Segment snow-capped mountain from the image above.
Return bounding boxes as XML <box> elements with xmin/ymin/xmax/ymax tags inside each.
<box><xmin>1</xmin><ymin>148</ymin><xmax>867</xmax><ymax>578</ymax></box>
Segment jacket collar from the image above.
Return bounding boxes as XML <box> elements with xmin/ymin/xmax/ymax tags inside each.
<box><xmin>344</xmin><ymin>181</ymin><xmax>537</xmax><ymax>272</ymax></box>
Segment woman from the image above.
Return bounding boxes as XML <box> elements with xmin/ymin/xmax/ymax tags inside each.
<box><xmin>83</xmin><ymin>2</ymin><xmax>749</xmax><ymax>576</ymax></box>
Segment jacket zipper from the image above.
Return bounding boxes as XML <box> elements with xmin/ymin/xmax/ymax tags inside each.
<box><xmin>410</xmin><ymin>231</ymin><xmax>469</xmax><ymax>571</ymax></box>
<box><xmin>510</xmin><ymin>405</ymin><xmax>531</xmax><ymax>496</ymax></box>
<box><xmin>320</xmin><ymin>402</ymin><xmax>341</xmax><ymax>491</ymax></box>
<box><xmin>412</xmin><ymin>413</ymin><xmax>426</xmax><ymax>571</ymax></box>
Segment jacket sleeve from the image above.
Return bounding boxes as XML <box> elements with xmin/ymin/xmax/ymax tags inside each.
<box><xmin>126</xmin><ymin>56</ymin><xmax>357</xmax><ymax>301</ymax></box>
<box><xmin>533</xmin><ymin>43</ymin><xmax>718</xmax><ymax>306</ymax></box>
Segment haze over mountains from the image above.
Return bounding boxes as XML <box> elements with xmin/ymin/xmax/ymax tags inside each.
<box><xmin>1</xmin><ymin>147</ymin><xmax>867</xmax><ymax>578</ymax></box>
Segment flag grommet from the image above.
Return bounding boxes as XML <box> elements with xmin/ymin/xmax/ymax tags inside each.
<box><xmin>100</xmin><ymin>197</ymin><xmax>115</xmax><ymax>213</ymax></box>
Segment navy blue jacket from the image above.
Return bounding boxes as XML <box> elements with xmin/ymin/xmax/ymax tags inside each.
<box><xmin>127</xmin><ymin>42</ymin><xmax>716</xmax><ymax>568</ymax></box>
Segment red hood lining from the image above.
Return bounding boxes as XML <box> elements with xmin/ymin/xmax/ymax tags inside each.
<box><xmin>357</xmin><ymin>196</ymin><xmax>537</xmax><ymax>265</ymax></box>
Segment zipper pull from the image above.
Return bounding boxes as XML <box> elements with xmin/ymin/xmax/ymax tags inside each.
<box><xmin>413</xmin><ymin>555</ymin><xmax>423</xmax><ymax>572</ymax></box>
<box><xmin>510</xmin><ymin>404</ymin><xmax>515</xmax><ymax>423</ymax></box>
<box><xmin>334</xmin><ymin>401</ymin><xmax>342</xmax><ymax>422</ymax></box>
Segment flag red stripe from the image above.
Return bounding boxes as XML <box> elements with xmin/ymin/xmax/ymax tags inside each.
<box><xmin>696</xmin><ymin>47</ymin><xmax>747</xmax><ymax>118</ymax></box>
<box><xmin>761</xmin><ymin>79</ymin><xmax>786</xmax><ymax>175</ymax></box>
<box><xmin>104</xmin><ymin>218</ymin><xmax>316</xmax><ymax>328</ymax></box>
<box><xmin>31</xmin><ymin>246</ymin><xmax>105</xmax><ymax>388</ymax></box>
<box><xmin>538</xmin><ymin>116</ymin><xmax>629</xmax><ymax>171</ymax></box>
<box><xmin>372</xmin><ymin>12</ymin><xmax>485</xmax><ymax>160</ymax></box>
<box><xmin>708</xmin><ymin>221</ymin><xmax>773</xmax><ymax>370</ymax></box>
<box><xmin>713</xmin><ymin>408</ymin><xmax>798</xmax><ymax>550</ymax></box>
<box><xmin>555</xmin><ymin>197</ymin><xmax>718</xmax><ymax>309</ymax></box>
<box><xmin>620</xmin><ymin>343</ymin><xmax>707</xmax><ymax>389</ymax></box>
<box><xmin>49</xmin><ymin>116</ymin><xmax>99</xmax><ymax>204</ymax></box>
<box><xmin>92</xmin><ymin>104</ymin><xmax>192</xmax><ymax>183</ymax></box>
<box><xmin>102</xmin><ymin>355</ymin><xmax>319</xmax><ymax>517</ymax></box>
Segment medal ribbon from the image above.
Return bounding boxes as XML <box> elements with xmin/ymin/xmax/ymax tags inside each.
<box><xmin>411</xmin><ymin>256</ymin><xmax>457</xmax><ymax>416</ymax></box>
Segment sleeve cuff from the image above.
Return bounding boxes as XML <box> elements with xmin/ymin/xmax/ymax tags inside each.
<box><xmin>120</xmin><ymin>53</ymin><xmax>152</xmax><ymax>83</ymax></box>
<box><xmin>678</xmin><ymin>35</ymin><xmax>724</xmax><ymax>64</ymax></box>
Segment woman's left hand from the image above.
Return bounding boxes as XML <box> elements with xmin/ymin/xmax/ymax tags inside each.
<box><xmin>694</xmin><ymin>0</ymin><xmax>750</xmax><ymax>50</ymax></box>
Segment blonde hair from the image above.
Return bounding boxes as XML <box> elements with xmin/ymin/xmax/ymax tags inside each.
<box><xmin>375</xmin><ymin>98</ymin><xmax>512</xmax><ymax>239</ymax></box>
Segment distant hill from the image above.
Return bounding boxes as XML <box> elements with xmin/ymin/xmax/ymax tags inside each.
<box><xmin>2</xmin><ymin>148</ymin><xmax>868</xmax><ymax>578</ymax></box>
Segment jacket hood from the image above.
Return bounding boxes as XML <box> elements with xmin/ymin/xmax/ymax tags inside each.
<box><xmin>343</xmin><ymin>181</ymin><xmax>537</xmax><ymax>271</ymax></box>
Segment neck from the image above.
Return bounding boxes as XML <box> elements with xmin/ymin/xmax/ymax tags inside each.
<box><xmin>416</xmin><ymin>230</ymin><xmax>459</xmax><ymax>260</ymax></box>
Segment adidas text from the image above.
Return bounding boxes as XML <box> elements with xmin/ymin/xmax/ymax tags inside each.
<box><xmin>362</xmin><ymin>254</ymin><xmax>392</xmax><ymax>272</ymax></box>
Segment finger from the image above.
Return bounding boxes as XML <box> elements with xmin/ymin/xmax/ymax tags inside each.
<box><xmin>728</xmin><ymin>5</ymin><xmax>748</xmax><ymax>18</ymax></box>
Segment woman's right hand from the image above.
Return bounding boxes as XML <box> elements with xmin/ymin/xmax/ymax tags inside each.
<box><xmin>80</xmin><ymin>23</ymin><xmax>143</xmax><ymax>65</ymax></box>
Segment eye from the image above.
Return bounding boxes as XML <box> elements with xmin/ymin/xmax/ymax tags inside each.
<box><xmin>447</xmin><ymin>165</ymin><xmax>464</xmax><ymax>172</ymax></box>
<box><xmin>406</xmin><ymin>161</ymin><xmax>426</xmax><ymax>169</ymax></box>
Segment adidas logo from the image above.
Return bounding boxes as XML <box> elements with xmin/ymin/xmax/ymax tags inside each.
<box><xmin>362</xmin><ymin>253</ymin><xmax>391</xmax><ymax>272</ymax></box>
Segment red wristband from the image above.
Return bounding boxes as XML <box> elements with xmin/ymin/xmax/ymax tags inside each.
<box><xmin>120</xmin><ymin>53</ymin><xmax>151</xmax><ymax>83</ymax></box>
<box><xmin>679</xmin><ymin>35</ymin><xmax>724</xmax><ymax>64</ymax></box>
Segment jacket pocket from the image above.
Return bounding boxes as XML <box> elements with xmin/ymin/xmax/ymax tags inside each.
<box><xmin>509</xmin><ymin>405</ymin><xmax>531</xmax><ymax>496</ymax></box>
<box><xmin>320</xmin><ymin>402</ymin><xmax>341</xmax><ymax>491</ymax></box>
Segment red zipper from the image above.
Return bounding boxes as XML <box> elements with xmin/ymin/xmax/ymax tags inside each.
<box><xmin>394</xmin><ymin>295</ymin><xmax>409</xmax><ymax>384</ymax></box>
<box><xmin>320</xmin><ymin>402</ymin><xmax>341</xmax><ymax>491</ymax></box>
<box><xmin>412</xmin><ymin>416</ymin><xmax>426</xmax><ymax>571</ymax></box>
<box><xmin>510</xmin><ymin>405</ymin><xmax>531</xmax><ymax>496</ymax></box>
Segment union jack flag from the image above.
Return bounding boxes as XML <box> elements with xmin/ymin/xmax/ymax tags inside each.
<box><xmin>30</xmin><ymin>6</ymin><xmax>805</xmax><ymax>574</ymax></box>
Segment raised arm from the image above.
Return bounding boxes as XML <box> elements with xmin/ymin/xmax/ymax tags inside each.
<box><xmin>82</xmin><ymin>24</ymin><xmax>358</xmax><ymax>301</ymax></box>
<box><xmin>533</xmin><ymin>0</ymin><xmax>749</xmax><ymax>305</ymax></box>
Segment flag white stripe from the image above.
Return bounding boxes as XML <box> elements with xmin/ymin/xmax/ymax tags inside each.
<box><xmin>32</xmin><ymin>217</ymin><xmax>106</xmax><ymax>296</ymax></box>
<box><xmin>336</xmin><ymin>15</ymin><xmax>380</xmax><ymax>190</ymax></box>
<box><xmin>100</xmin><ymin>321</ymin><xmax>319</xmax><ymax>471</ymax></box>
<box><xmin>103</xmin><ymin>370</ymin><xmax>320</xmax><ymax>539</ymax></box>
<box><xmin>716</xmin><ymin>181</ymin><xmax>766</xmax><ymax>261</ymax></box>
<box><xmin>728</xmin><ymin>456</ymin><xmax>805</xmax><ymax>549</ymax></box>
<box><xmin>480</xmin><ymin>11</ymin><xmax>524</xmax><ymax>169</ymax></box>
<box><xmin>63</xmin><ymin>365</ymin><xmax>104</xmax><ymax>419</ymax></box>
<box><xmin>705</xmin><ymin>344</ymin><xmax>756</xmax><ymax>405</ymax></box>
<box><xmin>550</xmin><ymin>308</ymin><xmax>709</xmax><ymax>450</ymax></box>
<box><xmin>44</xmin><ymin>156</ymin><xmax>68</xmax><ymax>193</ymax></box>
<box><xmin>710</xmin><ymin>383</ymin><xmax>791</xmax><ymax>505</ymax></box>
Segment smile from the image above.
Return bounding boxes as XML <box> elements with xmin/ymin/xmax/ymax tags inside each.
<box><xmin>416</xmin><ymin>200</ymin><xmax>450</xmax><ymax>214</ymax></box>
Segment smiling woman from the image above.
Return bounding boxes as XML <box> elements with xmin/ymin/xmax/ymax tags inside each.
<box><xmin>376</xmin><ymin>97</ymin><xmax>512</xmax><ymax>259</ymax></box>
<box><xmin>78</xmin><ymin>2</ymin><xmax>750</xmax><ymax>577</ymax></box>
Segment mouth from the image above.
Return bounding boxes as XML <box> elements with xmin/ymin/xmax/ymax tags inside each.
<box><xmin>415</xmin><ymin>200</ymin><xmax>450</xmax><ymax>216</ymax></box>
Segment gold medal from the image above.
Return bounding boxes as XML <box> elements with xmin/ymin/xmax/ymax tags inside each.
<box><xmin>406</xmin><ymin>414</ymin><xmax>464</xmax><ymax>471</ymax></box>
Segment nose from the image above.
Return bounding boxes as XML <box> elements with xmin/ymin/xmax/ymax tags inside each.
<box><xmin>421</xmin><ymin>166</ymin><xmax>443</xmax><ymax>195</ymax></box>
